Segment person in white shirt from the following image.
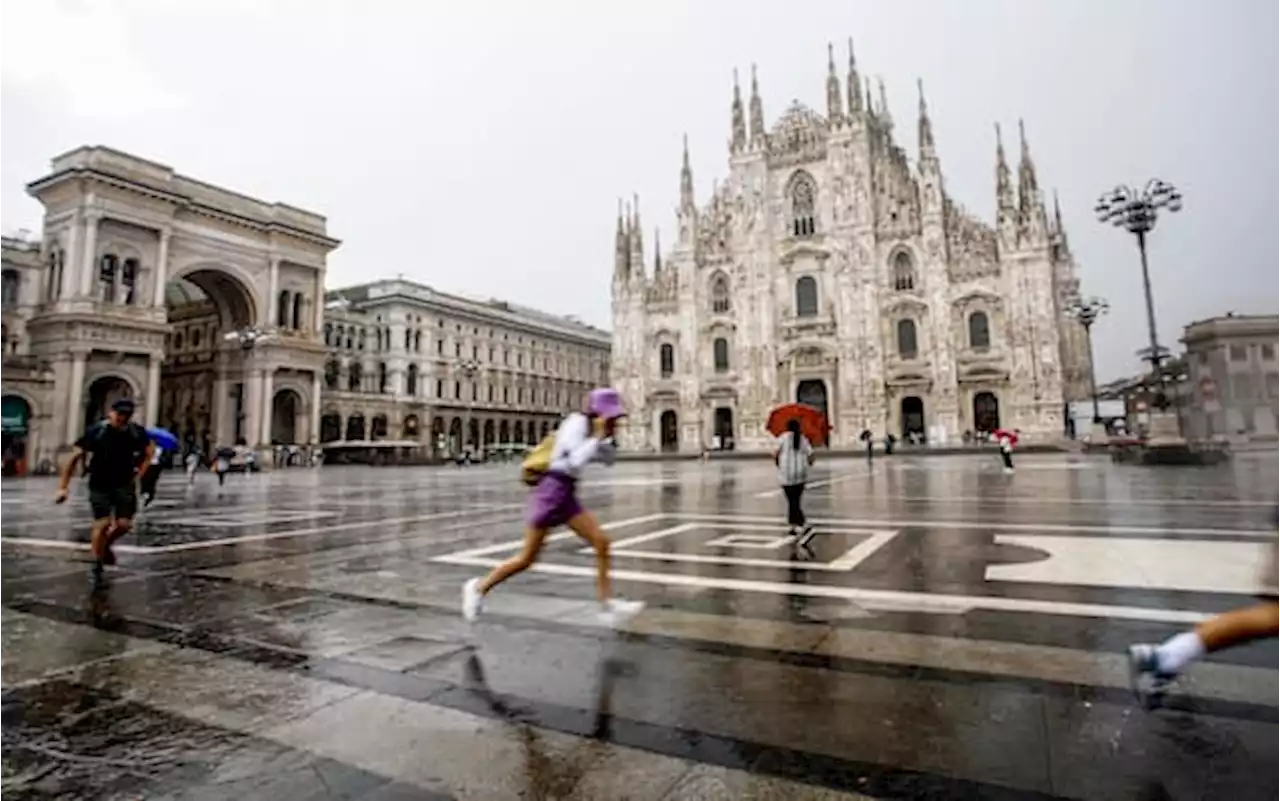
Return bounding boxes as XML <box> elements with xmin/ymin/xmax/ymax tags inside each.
<box><xmin>462</xmin><ymin>388</ymin><xmax>644</xmax><ymax>626</ymax></box>
<box><xmin>775</xmin><ymin>419</ymin><xmax>816</xmax><ymax>548</ymax></box>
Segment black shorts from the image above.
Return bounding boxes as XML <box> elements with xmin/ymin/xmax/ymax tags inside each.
<box><xmin>88</xmin><ymin>486</ymin><xmax>138</xmax><ymax>521</ymax></box>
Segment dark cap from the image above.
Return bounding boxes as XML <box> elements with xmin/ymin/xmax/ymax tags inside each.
<box><xmin>111</xmin><ymin>398</ymin><xmax>135</xmax><ymax>415</ymax></box>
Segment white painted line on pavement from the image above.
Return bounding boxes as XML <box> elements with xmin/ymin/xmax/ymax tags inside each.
<box><xmin>429</xmin><ymin>553</ymin><xmax>1214</xmax><ymax>625</ymax></box>
<box><xmin>671</xmin><ymin>512</ymin><xmax>1273</xmax><ymax>538</ymax></box>
<box><xmin>752</xmin><ymin>470</ymin><xmax>869</xmax><ymax>498</ymax></box>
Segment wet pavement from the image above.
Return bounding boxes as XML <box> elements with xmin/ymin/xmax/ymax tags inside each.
<box><xmin>2</xmin><ymin>451</ymin><xmax>1277</xmax><ymax>800</ymax></box>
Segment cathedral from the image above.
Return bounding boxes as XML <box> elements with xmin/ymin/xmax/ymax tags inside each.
<box><xmin>610</xmin><ymin>42</ymin><xmax>1091</xmax><ymax>453</ymax></box>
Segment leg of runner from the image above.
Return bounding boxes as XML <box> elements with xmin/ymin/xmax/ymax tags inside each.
<box><xmin>567</xmin><ymin>510</ymin><xmax>644</xmax><ymax>625</ymax></box>
<box><xmin>1129</xmin><ymin>600</ymin><xmax>1279</xmax><ymax>699</ymax></box>
<box><xmin>463</xmin><ymin>526</ymin><xmax>550</xmax><ymax>621</ymax></box>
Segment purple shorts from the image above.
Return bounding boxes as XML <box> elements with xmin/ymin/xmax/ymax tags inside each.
<box><xmin>526</xmin><ymin>472</ymin><xmax>583</xmax><ymax>529</ymax></box>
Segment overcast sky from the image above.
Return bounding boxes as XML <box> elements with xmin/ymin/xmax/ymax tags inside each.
<box><xmin>2</xmin><ymin>0</ymin><xmax>1275</xmax><ymax>381</ymax></box>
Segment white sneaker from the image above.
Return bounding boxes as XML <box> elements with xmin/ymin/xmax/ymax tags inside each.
<box><xmin>599</xmin><ymin>598</ymin><xmax>645</xmax><ymax>626</ymax></box>
<box><xmin>462</xmin><ymin>578</ymin><xmax>483</xmax><ymax>622</ymax></box>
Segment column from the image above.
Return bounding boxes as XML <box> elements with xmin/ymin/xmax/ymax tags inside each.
<box><xmin>259</xmin><ymin>369</ymin><xmax>275</xmax><ymax>446</ymax></box>
<box><xmin>265</xmin><ymin>257</ymin><xmax>280</xmax><ymax>328</ymax></box>
<box><xmin>211</xmin><ymin>370</ymin><xmax>228</xmax><ymax>446</ymax></box>
<box><xmin>79</xmin><ymin>213</ymin><xmax>100</xmax><ymax>297</ymax></box>
<box><xmin>145</xmin><ymin>356</ymin><xmax>161</xmax><ymax>427</ymax></box>
<box><xmin>310</xmin><ymin>372</ymin><xmax>322</xmax><ymax>444</ymax></box>
<box><xmin>312</xmin><ymin>270</ymin><xmax>324</xmax><ymax>334</ymax></box>
<box><xmin>61</xmin><ymin>214</ymin><xmax>82</xmax><ymax>299</ymax></box>
<box><xmin>152</xmin><ymin>228</ymin><xmax>171</xmax><ymax>308</ymax></box>
<box><xmin>65</xmin><ymin>352</ymin><xmax>87</xmax><ymax>444</ymax></box>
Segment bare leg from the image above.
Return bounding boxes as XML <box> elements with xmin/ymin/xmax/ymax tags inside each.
<box><xmin>477</xmin><ymin>526</ymin><xmax>549</xmax><ymax>595</ymax></box>
<box><xmin>567</xmin><ymin>511</ymin><xmax>611</xmax><ymax>603</ymax></box>
<box><xmin>1196</xmin><ymin>601</ymin><xmax>1279</xmax><ymax>652</ymax></box>
<box><xmin>89</xmin><ymin>518</ymin><xmax>111</xmax><ymax>562</ymax></box>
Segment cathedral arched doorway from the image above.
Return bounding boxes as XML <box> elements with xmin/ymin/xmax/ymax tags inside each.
<box><xmin>713</xmin><ymin>407</ymin><xmax>734</xmax><ymax>450</ymax></box>
<box><xmin>84</xmin><ymin>376</ymin><xmax>134</xmax><ymax>433</ymax></box>
<box><xmin>449</xmin><ymin>417</ymin><xmax>463</xmax><ymax>453</ymax></box>
<box><xmin>345</xmin><ymin>413</ymin><xmax>366</xmax><ymax>441</ymax></box>
<box><xmin>270</xmin><ymin>389</ymin><xmax>302</xmax><ymax>445</ymax></box>
<box><xmin>659</xmin><ymin>410</ymin><xmax>679</xmax><ymax>452</ymax></box>
<box><xmin>371</xmin><ymin>414</ymin><xmax>388</xmax><ymax>441</ymax></box>
<box><xmin>513</xmin><ymin>420</ymin><xmax>524</xmax><ymax>446</ymax></box>
<box><xmin>796</xmin><ymin>379</ymin><xmax>829</xmax><ymax>445</ymax></box>
<box><xmin>319</xmin><ymin>412</ymin><xmax>342</xmax><ymax>443</ymax></box>
<box><xmin>901</xmin><ymin>396</ymin><xmax>925</xmax><ymax>441</ymax></box>
<box><xmin>483</xmin><ymin>420</ymin><xmax>495</xmax><ymax>446</ymax></box>
<box><xmin>162</xmin><ymin>267</ymin><xmax>258</xmax><ymax>451</ymax></box>
<box><xmin>973</xmin><ymin>392</ymin><xmax>1000</xmax><ymax>435</ymax></box>
<box><xmin>499</xmin><ymin>420</ymin><xmax>510</xmax><ymax>444</ymax></box>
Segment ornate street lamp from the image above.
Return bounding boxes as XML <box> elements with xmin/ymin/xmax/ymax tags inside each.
<box><xmin>1064</xmin><ymin>296</ymin><xmax>1109</xmax><ymax>423</ymax></box>
<box><xmin>458</xmin><ymin>358</ymin><xmax>479</xmax><ymax>456</ymax></box>
<box><xmin>1094</xmin><ymin>179</ymin><xmax>1183</xmax><ymax>384</ymax></box>
<box><xmin>223</xmin><ymin>326</ymin><xmax>274</xmax><ymax>444</ymax></box>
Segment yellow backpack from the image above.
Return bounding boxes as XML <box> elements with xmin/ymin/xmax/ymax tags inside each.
<box><xmin>520</xmin><ymin>434</ymin><xmax>557</xmax><ymax>486</ymax></box>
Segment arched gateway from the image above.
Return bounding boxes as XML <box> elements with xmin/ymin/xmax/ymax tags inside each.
<box><xmin>23</xmin><ymin>146</ymin><xmax>337</xmax><ymax>459</ymax></box>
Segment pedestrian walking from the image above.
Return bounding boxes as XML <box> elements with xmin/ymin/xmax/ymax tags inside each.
<box><xmin>461</xmin><ymin>388</ymin><xmax>644</xmax><ymax>627</ymax></box>
<box><xmin>54</xmin><ymin>398</ymin><xmax>153</xmax><ymax>569</ymax></box>
<box><xmin>775</xmin><ymin>418</ymin><xmax>816</xmax><ymax>548</ymax></box>
<box><xmin>995</xmin><ymin>428</ymin><xmax>1019</xmax><ymax>474</ymax></box>
<box><xmin>139</xmin><ymin>446</ymin><xmax>165</xmax><ymax>507</ymax></box>
<box><xmin>1129</xmin><ymin>509</ymin><xmax>1279</xmax><ymax>702</ymax></box>
<box><xmin>213</xmin><ymin>448</ymin><xmax>230</xmax><ymax>486</ymax></box>
<box><xmin>185</xmin><ymin>449</ymin><xmax>202</xmax><ymax>487</ymax></box>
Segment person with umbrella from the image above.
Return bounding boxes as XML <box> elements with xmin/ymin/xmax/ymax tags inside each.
<box><xmin>213</xmin><ymin>445</ymin><xmax>234</xmax><ymax>486</ymax></box>
<box><xmin>765</xmin><ymin>403</ymin><xmax>824</xmax><ymax>548</ymax></box>
<box><xmin>139</xmin><ymin>426</ymin><xmax>179</xmax><ymax>506</ymax></box>
<box><xmin>994</xmin><ymin>428</ymin><xmax>1019</xmax><ymax>474</ymax></box>
<box><xmin>53</xmin><ymin>398</ymin><xmax>154</xmax><ymax>569</ymax></box>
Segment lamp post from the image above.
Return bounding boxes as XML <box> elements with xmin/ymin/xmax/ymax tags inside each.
<box><xmin>458</xmin><ymin>358</ymin><xmax>479</xmax><ymax>458</ymax></box>
<box><xmin>1064</xmin><ymin>295</ymin><xmax>1109</xmax><ymax>422</ymax></box>
<box><xmin>1093</xmin><ymin>179</ymin><xmax>1183</xmax><ymax>387</ymax></box>
<box><xmin>223</xmin><ymin>326</ymin><xmax>274</xmax><ymax>446</ymax></box>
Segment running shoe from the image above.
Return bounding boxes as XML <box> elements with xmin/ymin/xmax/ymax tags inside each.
<box><xmin>796</xmin><ymin>525</ymin><xmax>817</xmax><ymax>549</ymax></box>
<box><xmin>600</xmin><ymin>598</ymin><xmax>645</xmax><ymax>627</ymax></box>
<box><xmin>462</xmin><ymin>578</ymin><xmax>483</xmax><ymax>622</ymax></box>
<box><xmin>1127</xmin><ymin>644</ymin><xmax>1176</xmax><ymax>702</ymax></box>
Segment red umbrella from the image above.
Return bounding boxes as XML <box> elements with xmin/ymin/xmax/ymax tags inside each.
<box><xmin>766</xmin><ymin>403</ymin><xmax>830</xmax><ymax>446</ymax></box>
<box><xmin>992</xmin><ymin>428</ymin><xmax>1019</xmax><ymax>446</ymax></box>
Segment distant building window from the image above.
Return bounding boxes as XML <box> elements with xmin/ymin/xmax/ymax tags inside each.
<box><xmin>660</xmin><ymin>343</ymin><xmax>675</xmax><ymax>378</ymax></box>
<box><xmin>713</xmin><ymin>338</ymin><xmax>730</xmax><ymax>373</ymax></box>
<box><xmin>0</xmin><ymin>269</ymin><xmax>18</xmax><ymax>308</ymax></box>
<box><xmin>710</xmin><ymin>274</ymin><xmax>731</xmax><ymax>314</ymax></box>
<box><xmin>892</xmin><ymin>251</ymin><xmax>916</xmax><ymax>291</ymax></box>
<box><xmin>1230</xmin><ymin>345</ymin><xmax>1248</xmax><ymax>362</ymax></box>
<box><xmin>795</xmin><ymin>276</ymin><xmax>818</xmax><ymax>318</ymax></box>
<box><xmin>1261</xmin><ymin>343</ymin><xmax>1275</xmax><ymax>361</ymax></box>
<box><xmin>968</xmin><ymin>312</ymin><xmax>990</xmax><ymax>350</ymax></box>
<box><xmin>897</xmin><ymin>319</ymin><xmax>918</xmax><ymax>360</ymax></box>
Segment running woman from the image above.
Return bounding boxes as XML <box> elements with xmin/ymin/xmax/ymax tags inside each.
<box><xmin>54</xmin><ymin>398</ymin><xmax>153</xmax><ymax>568</ymax></box>
<box><xmin>1128</xmin><ymin>508</ymin><xmax>1279</xmax><ymax>701</ymax></box>
<box><xmin>776</xmin><ymin>418</ymin><xmax>816</xmax><ymax>548</ymax></box>
<box><xmin>462</xmin><ymin>388</ymin><xmax>644</xmax><ymax>626</ymax></box>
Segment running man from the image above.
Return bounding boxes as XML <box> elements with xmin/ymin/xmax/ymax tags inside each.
<box><xmin>462</xmin><ymin>388</ymin><xmax>644</xmax><ymax>626</ymax></box>
<box><xmin>54</xmin><ymin>398</ymin><xmax>154</xmax><ymax>567</ymax></box>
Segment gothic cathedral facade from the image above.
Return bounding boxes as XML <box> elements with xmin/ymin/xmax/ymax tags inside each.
<box><xmin>610</xmin><ymin>43</ymin><xmax>1091</xmax><ymax>453</ymax></box>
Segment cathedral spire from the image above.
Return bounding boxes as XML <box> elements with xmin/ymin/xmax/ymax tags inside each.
<box><xmin>1017</xmin><ymin>118</ymin><xmax>1040</xmax><ymax>212</ymax></box>
<box><xmin>995</xmin><ymin>123</ymin><xmax>1014</xmax><ymax>209</ymax></box>
<box><xmin>653</xmin><ymin>227</ymin><xmax>662</xmax><ymax>274</ymax></box>
<box><xmin>630</xmin><ymin>194</ymin><xmax>644</xmax><ymax>275</ymax></box>
<box><xmin>846</xmin><ymin>38</ymin><xmax>862</xmax><ymax>114</ymax></box>
<box><xmin>826</xmin><ymin>42</ymin><xmax>843</xmax><ymax>122</ymax></box>
<box><xmin>614</xmin><ymin>198</ymin><xmax>627</xmax><ymax>278</ymax></box>
<box><xmin>917</xmin><ymin>78</ymin><xmax>935</xmax><ymax>156</ymax></box>
<box><xmin>877</xmin><ymin>77</ymin><xmax>893</xmax><ymax>133</ymax></box>
<box><xmin>679</xmin><ymin>133</ymin><xmax>695</xmax><ymax>210</ymax></box>
<box><xmin>749</xmin><ymin>64</ymin><xmax>766</xmax><ymax>143</ymax></box>
<box><xmin>730</xmin><ymin>68</ymin><xmax>747</xmax><ymax>152</ymax></box>
<box><xmin>1053</xmin><ymin>189</ymin><xmax>1064</xmax><ymax>233</ymax></box>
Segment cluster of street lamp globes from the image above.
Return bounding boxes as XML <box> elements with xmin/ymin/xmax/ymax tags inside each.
<box><xmin>1094</xmin><ymin>179</ymin><xmax>1183</xmax><ymax>382</ymax></box>
<box><xmin>223</xmin><ymin>326</ymin><xmax>273</xmax><ymax>351</ymax></box>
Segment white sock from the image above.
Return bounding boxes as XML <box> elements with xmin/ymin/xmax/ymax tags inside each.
<box><xmin>1154</xmin><ymin>631</ymin><xmax>1205</xmax><ymax>674</ymax></box>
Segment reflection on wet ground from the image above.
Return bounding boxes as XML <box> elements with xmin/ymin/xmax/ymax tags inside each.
<box><xmin>2</xmin><ymin>452</ymin><xmax>1277</xmax><ymax>799</ymax></box>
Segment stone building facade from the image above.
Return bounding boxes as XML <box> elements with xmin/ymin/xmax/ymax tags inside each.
<box><xmin>610</xmin><ymin>44</ymin><xmax>1090</xmax><ymax>453</ymax></box>
<box><xmin>320</xmin><ymin>280</ymin><xmax>610</xmax><ymax>456</ymax></box>
<box><xmin>1178</xmin><ymin>313</ymin><xmax>1279</xmax><ymax>441</ymax></box>
<box><xmin>0</xmin><ymin>146</ymin><xmax>608</xmax><ymax>472</ymax></box>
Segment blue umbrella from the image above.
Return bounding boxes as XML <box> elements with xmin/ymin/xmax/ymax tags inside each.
<box><xmin>147</xmin><ymin>426</ymin><xmax>180</xmax><ymax>451</ymax></box>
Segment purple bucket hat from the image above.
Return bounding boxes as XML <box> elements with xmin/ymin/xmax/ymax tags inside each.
<box><xmin>587</xmin><ymin>387</ymin><xmax>626</xmax><ymax>420</ymax></box>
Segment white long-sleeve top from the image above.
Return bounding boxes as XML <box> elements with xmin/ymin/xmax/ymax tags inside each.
<box><xmin>547</xmin><ymin>413</ymin><xmax>616</xmax><ymax>479</ymax></box>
